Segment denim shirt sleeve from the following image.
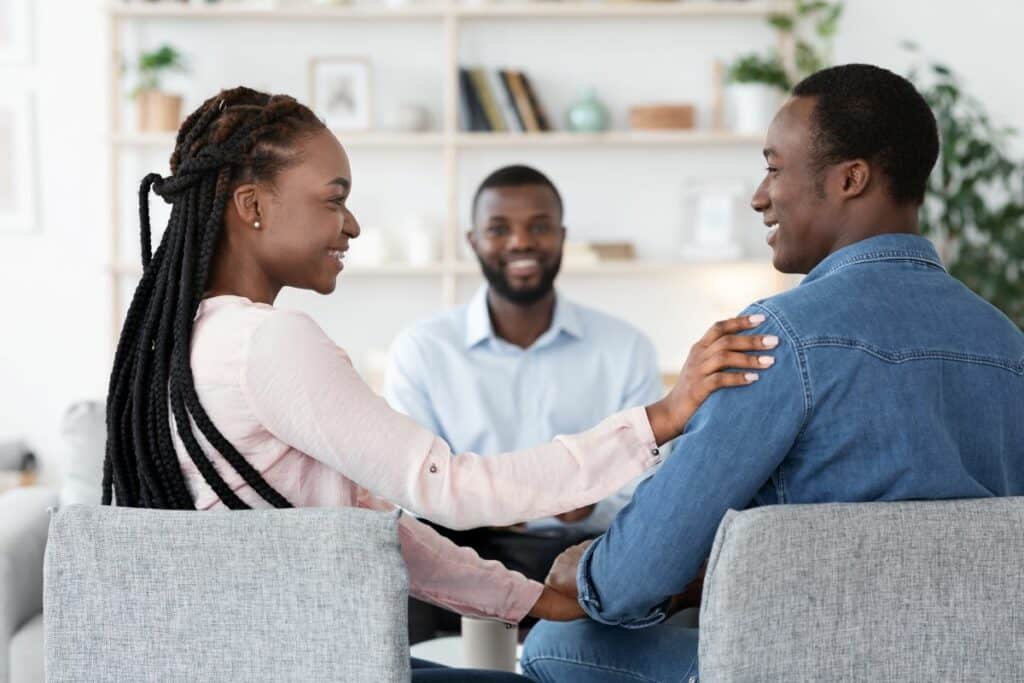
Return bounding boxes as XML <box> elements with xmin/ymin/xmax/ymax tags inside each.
<box><xmin>577</xmin><ymin>304</ymin><xmax>810</xmax><ymax>627</ymax></box>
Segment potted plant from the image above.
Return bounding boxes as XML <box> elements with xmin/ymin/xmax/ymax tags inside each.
<box><xmin>724</xmin><ymin>0</ymin><xmax>844</xmax><ymax>134</ymax></box>
<box><xmin>906</xmin><ymin>45</ymin><xmax>1024</xmax><ymax>328</ymax></box>
<box><xmin>131</xmin><ymin>44</ymin><xmax>187</xmax><ymax>133</ymax></box>
<box><xmin>724</xmin><ymin>53</ymin><xmax>789</xmax><ymax>134</ymax></box>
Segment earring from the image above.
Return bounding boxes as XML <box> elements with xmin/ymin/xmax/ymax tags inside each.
<box><xmin>253</xmin><ymin>220</ymin><xmax>261</xmax><ymax>230</ymax></box>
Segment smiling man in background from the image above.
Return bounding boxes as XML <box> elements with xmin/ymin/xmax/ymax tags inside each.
<box><xmin>385</xmin><ymin>164</ymin><xmax>665</xmax><ymax>643</ymax></box>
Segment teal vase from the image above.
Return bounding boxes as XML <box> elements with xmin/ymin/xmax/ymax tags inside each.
<box><xmin>566</xmin><ymin>88</ymin><xmax>610</xmax><ymax>133</ymax></box>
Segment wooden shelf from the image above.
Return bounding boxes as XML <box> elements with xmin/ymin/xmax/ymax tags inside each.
<box><xmin>456</xmin><ymin>131</ymin><xmax>763</xmax><ymax>147</ymax></box>
<box><xmin>113</xmin><ymin>130</ymin><xmax>760</xmax><ymax>149</ymax></box>
<box><xmin>106</xmin><ymin>0</ymin><xmax>795</xmax><ymax>343</ymax></box>
<box><xmin>455</xmin><ymin>1</ymin><xmax>795</xmax><ymax>19</ymax></box>
<box><xmin>112</xmin><ymin>131</ymin><xmax>446</xmax><ymax>148</ymax></box>
<box><xmin>109</xmin><ymin>262</ymin><xmax>453</xmax><ymax>278</ymax></box>
<box><xmin>110</xmin><ymin>1</ymin><xmax>793</xmax><ymax>21</ymax></box>
<box><xmin>110</xmin><ymin>259</ymin><xmax>771</xmax><ymax>278</ymax></box>
<box><xmin>110</xmin><ymin>3</ymin><xmax>447</xmax><ymax>20</ymax></box>
<box><xmin>450</xmin><ymin>259</ymin><xmax>772</xmax><ymax>275</ymax></box>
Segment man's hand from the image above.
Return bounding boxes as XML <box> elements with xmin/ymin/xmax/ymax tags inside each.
<box><xmin>544</xmin><ymin>539</ymin><xmax>594</xmax><ymax>599</ymax></box>
<box><xmin>528</xmin><ymin>585</ymin><xmax>585</xmax><ymax>621</ymax></box>
<box><xmin>556</xmin><ymin>504</ymin><xmax>595</xmax><ymax>524</ymax></box>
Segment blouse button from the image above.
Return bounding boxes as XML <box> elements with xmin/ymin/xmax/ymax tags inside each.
<box><xmin>429</xmin><ymin>464</ymin><xmax>438</xmax><ymax>474</ymax></box>
<box><xmin>651</xmin><ymin>448</ymin><xmax>660</xmax><ymax>457</ymax></box>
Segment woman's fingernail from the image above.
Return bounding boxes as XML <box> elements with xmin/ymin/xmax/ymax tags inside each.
<box><xmin>745</xmin><ymin>373</ymin><xmax>760</xmax><ymax>382</ymax></box>
<box><xmin>762</xmin><ymin>335</ymin><xmax>779</xmax><ymax>348</ymax></box>
<box><xmin>759</xmin><ymin>355</ymin><xmax>774</xmax><ymax>366</ymax></box>
<box><xmin>748</xmin><ymin>314</ymin><xmax>766</xmax><ymax>324</ymax></box>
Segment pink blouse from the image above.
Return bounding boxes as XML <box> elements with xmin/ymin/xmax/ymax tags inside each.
<box><xmin>172</xmin><ymin>295</ymin><xmax>662</xmax><ymax>623</ymax></box>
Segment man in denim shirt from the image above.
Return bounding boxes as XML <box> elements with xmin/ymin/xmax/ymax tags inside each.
<box><xmin>522</xmin><ymin>64</ymin><xmax>1024</xmax><ymax>682</ymax></box>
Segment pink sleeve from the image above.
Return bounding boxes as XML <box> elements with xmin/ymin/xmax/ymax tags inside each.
<box><xmin>356</xmin><ymin>489</ymin><xmax>542</xmax><ymax>623</ymax></box>
<box><xmin>241</xmin><ymin>309</ymin><xmax>663</xmax><ymax>530</ymax></box>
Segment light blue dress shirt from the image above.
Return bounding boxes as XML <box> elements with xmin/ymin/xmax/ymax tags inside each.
<box><xmin>384</xmin><ymin>285</ymin><xmax>665</xmax><ymax>533</ymax></box>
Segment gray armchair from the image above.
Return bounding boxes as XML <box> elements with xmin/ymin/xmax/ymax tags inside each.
<box><xmin>44</xmin><ymin>504</ymin><xmax>411</xmax><ymax>683</ymax></box>
<box><xmin>0</xmin><ymin>486</ymin><xmax>57</xmax><ymax>683</ymax></box>
<box><xmin>699</xmin><ymin>497</ymin><xmax>1024</xmax><ymax>682</ymax></box>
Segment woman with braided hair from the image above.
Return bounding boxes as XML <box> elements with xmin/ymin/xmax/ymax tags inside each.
<box><xmin>105</xmin><ymin>87</ymin><xmax>776</xmax><ymax>679</ymax></box>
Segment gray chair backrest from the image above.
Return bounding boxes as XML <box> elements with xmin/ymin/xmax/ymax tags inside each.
<box><xmin>699</xmin><ymin>497</ymin><xmax>1024</xmax><ymax>683</ymax></box>
<box><xmin>44</xmin><ymin>505</ymin><xmax>410</xmax><ymax>683</ymax></box>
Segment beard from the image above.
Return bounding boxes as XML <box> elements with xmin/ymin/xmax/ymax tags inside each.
<box><xmin>476</xmin><ymin>253</ymin><xmax>562</xmax><ymax>305</ymax></box>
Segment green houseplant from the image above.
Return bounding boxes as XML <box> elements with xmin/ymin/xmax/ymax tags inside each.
<box><xmin>725</xmin><ymin>53</ymin><xmax>790</xmax><ymax>91</ymax></box>
<box><xmin>131</xmin><ymin>44</ymin><xmax>187</xmax><ymax>132</ymax></box>
<box><xmin>906</xmin><ymin>44</ymin><xmax>1024</xmax><ymax>327</ymax></box>
<box><xmin>723</xmin><ymin>1</ymin><xmax>843</xmax><ymax>133</ymax></box>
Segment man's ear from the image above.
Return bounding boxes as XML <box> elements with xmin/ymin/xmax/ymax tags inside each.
<box><xmin>837</xmin><ymin>159</ymin><xmax>871</xmax><ymax>200</ymax></box>
<box><xmin>466</xmin><ymin>228</ymin><xmax>478</xmax><ymax>252</ymax></box>
<box><xmin>231</xmin><ymin>182</ymin><xmax>260</xmax><ymax>224</ymax></box>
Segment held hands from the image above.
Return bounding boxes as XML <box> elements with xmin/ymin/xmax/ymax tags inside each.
<box><xmin>646</xmin><ymin>314</ymin><xmax>778</xmax><ymax>445</ymax></box>
<box><xmin>528</xmin><ymin>585</ymin><xmax>585</xmax><ymax>622</ymax></box>
<box><xmin>526</xmin><ymin>539</ymin><xmax>594</xmax><ymax>622</ymax></box>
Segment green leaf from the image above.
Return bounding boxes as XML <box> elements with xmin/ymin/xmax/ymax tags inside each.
<box><xmin>910</xmin><ymin>53</ymin><xmax>1024</xmax><ymax>327</ymax></box>
<box><xmin>768</xmin><ymin>13</ymin><xmax>795</xmax><ymax>31</ymax></box>
<box><xmin>725</xmin><ymin>52</ymin><xmax>790</xmax><ymax>89</ymax></box>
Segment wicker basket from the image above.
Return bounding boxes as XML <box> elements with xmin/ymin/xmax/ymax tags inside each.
<box><xmin>629</xmin><ymin>104</ymin><xmax>696</xmax><ymax>130</ymax></box>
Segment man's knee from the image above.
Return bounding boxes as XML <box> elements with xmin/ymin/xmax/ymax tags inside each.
<box><xmin>521</xmin><ymin>619</ymin><xmax>603</xmax><ymax>682</ymax></box>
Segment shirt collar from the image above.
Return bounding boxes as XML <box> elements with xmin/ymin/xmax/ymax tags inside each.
<box><xmin>801</xmin><ymin>233</ymin><xmax>946</xmax><ymax>286</ymax></box>
<box><xmin>464</xmin><ymin>285</ymin><xmax>584</xmax><ymax>350</ymax></box>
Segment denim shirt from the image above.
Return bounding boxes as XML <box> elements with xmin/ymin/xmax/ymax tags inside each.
<box><xmin>578</xmin><ymin>234</ymin><xmax>1024</xmax><ymax>628</ymax></box>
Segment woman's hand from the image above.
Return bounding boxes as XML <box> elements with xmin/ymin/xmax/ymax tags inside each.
<box><xmin>646</xmin><ymin>314</ymin><xmax>778</xmax><ymax>444</ymax></box>
<box><xmin>529</xmin><ymin>540</ymin><xmax>593</xmax><ymax>621</ymax></box>
<box><xmin>528</xmin><ymin>585</ymin><xmax>585</xmax><ymax>622</ymax></box>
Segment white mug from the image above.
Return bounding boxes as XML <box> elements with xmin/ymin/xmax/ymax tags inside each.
<box><xmin>461</xmin><ymin>616</ymin><xmax>518</xmax><ymax>672</ymax></box>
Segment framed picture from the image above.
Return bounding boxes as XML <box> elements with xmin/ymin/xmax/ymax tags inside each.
<box><xmin>309</xmin><ymin>57</ymin><xmax>372</xmax><ymax>131</ymax></box>
<box><xmin>0</xmin><ymin>93</ymin><xmax>35</xmax><ymax>233</ymax></box>
<box><xmin>679</xmin><ymin>178</ymin><xmax>746</xmax><ymax>261</ymax></box>
<box><xmin>0</xmin><ymin>0</ymin><xmax>31</xmax><ymax>64</ymax></box>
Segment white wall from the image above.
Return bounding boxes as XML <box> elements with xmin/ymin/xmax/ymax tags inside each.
<box><xmin>0</xmin><ymin>0</ymin><xmax>109</xmax><ymax>483</ymax></box>
<box><xmin>834</xmin><ymin>0</ymin><xmax>1023</xmax><ymax>156</ymax></box>
<box><xmin>2</xmin><ymin>0</ymin><xmax>1022</xmax><ymax>481</ymax></box>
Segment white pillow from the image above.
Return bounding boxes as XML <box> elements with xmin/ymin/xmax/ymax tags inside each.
<box><xmin>59</xmin><ymin>401</ymin><xmax>106</xmax><ymax>506</ymax></box>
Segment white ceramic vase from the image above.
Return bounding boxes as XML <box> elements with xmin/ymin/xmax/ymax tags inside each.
<box><xmin>726</xmin><ymin>83</ymin><xmax>783</xmax><ymax>135</ymax></box>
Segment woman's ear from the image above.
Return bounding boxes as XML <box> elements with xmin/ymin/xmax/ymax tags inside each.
<box><xmin>231</xmin><ymin>183</ymin><xmax>260</xmax><ymax>225</ymax></box>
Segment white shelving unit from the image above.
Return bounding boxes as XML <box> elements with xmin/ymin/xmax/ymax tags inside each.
<box><xmin>106</xmin><ymin>0</ymin><xmax>795</xmax><ymax>348</ymax></box>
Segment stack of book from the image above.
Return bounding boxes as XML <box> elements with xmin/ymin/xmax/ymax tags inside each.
<box><xmin>458</xmin><ymin>67</ymin><xmax>552</xmax><ymax>133</ymax></box>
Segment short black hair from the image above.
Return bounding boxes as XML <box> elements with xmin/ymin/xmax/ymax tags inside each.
<box><xmin>792</xmin><ymin>63</ymin><xmax>939</xmax><ymax>205</ymax></box>
<box><xmin>471</xmin><ymin>164</ymin><xmax>564</xmax><ymax>222</ymax></box>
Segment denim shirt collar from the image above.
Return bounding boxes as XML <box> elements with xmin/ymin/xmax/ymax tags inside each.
<box><xmin>801</xmin><ymin>233</ymin><xmax>946</xmax><ymax>286</ymax></box>
<box><xmin>464</xmin><ymin>285</ymin><xmax>583</xmax><ymax>350</ymax></box>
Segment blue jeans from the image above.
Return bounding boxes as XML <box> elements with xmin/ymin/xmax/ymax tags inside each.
<box><xmin>411</xmin><ymin>658</ymin><xmax>530</xmax><ymax>682</ymax></box>
<box><xmin>521</xmin><ymin>619</ymin><xmax>699</xmax><ymax>682</ymax></box>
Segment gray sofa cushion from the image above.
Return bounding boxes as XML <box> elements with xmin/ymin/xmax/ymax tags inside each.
<box><xmin>45</xmin><ymin>505</ymin><xmax>410</xmax><ymax>683</ymax></box>
<box><xmin>9</xmin><ymin>613</ymin><xmax>42</xmax><ymax>683</ymax></box>
<box><xmin>699</xmin><ymin>498</ymin><xmax>1024</xmax><ymax>682</ymax></box>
